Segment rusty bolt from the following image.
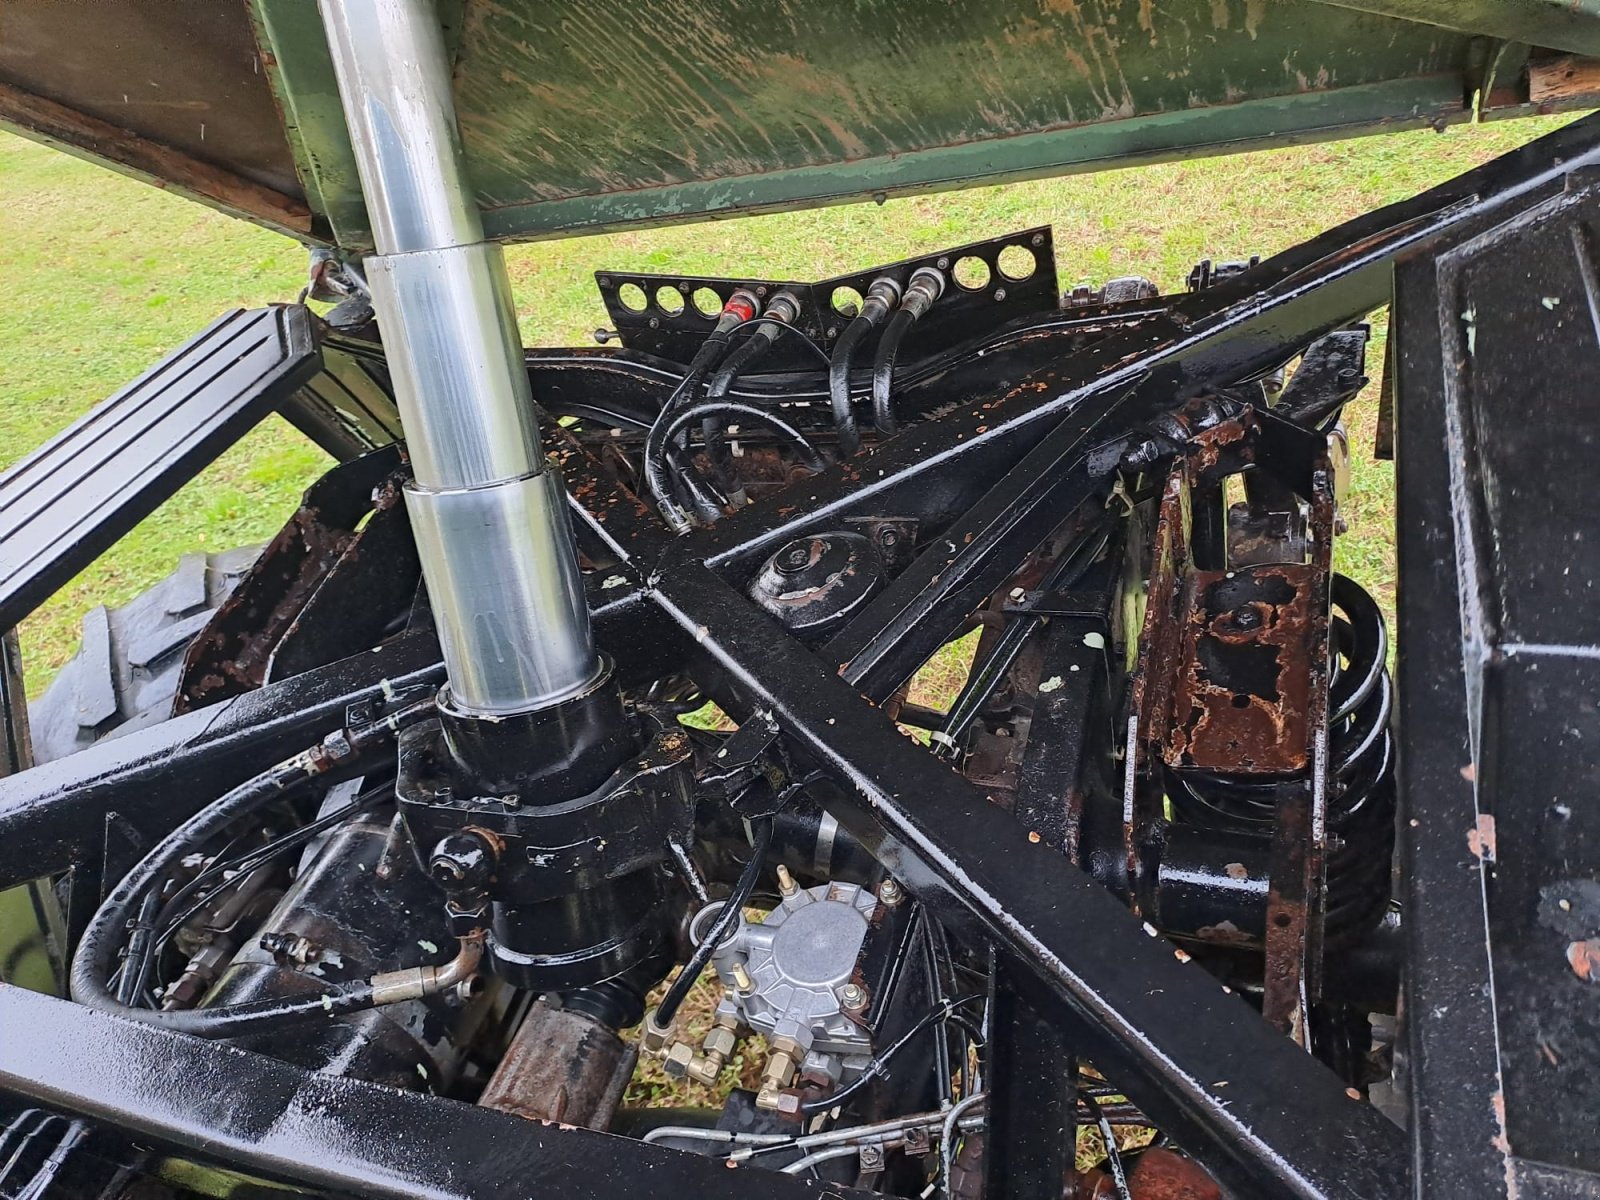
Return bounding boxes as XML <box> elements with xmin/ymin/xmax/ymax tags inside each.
<box><xmin>878</xmin><ymin>527</ymin><xmax>899</xmax><ymax>547</ymax></box>
<box><xmin>858</xmin><ymin>1144</ymin><xmax>885</xmax><ymax>1171</ymax></box>
<box><xmin>878</xmin><ymin>877</ymin><xmax>903</xmax><ymax>906</ymax></box>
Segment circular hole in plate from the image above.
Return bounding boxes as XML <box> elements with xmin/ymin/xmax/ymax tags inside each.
<box><xmin>830</xmin><ymin>285</ymin><xmax>865</xmax><ymax>318</ymax></box>
<box><xmin>655</xmin><ymin>285</ymin><xmax>685</xmax><ymax>316</ymax></box>
<box><xmin>953</xmin><ymin>256</ymin><xmax>991</xmax><ymax>291</ymax></box>
<box><xmin>692</xmin><ymin>286</ymin><xmax>724</xmax><ymax>317</ymax></box>
<box><xmin>997</xmin><ymin>244</ymin><xmax>1036</xmax><ymax>282</ymax></box>
<box><xmin>617</xmin><ymin>283</ymin><xmax>648</xmax><ymax>313</ymax></box>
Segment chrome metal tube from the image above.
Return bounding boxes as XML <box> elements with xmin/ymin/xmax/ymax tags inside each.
<box><xmin>318</xmin><ymin>0</ymin><xmax>600</xmax><ymax>714</ymax></box>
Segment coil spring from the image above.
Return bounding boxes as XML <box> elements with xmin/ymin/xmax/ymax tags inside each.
<box><xmin>1165</xmin><ymin>574</ymin><xmax>1395</xmax><ymax>945</ymax></box>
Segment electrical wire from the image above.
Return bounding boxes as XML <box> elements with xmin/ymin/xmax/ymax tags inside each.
<box><xmin>800</xmin><ymin>993</ymin><xmax>986</xmax><ymax>1116</ymax></box>
<box><xmin>644</xmin><ymin>401</ymin><xmax>825</xmax><ymax>531</ymax></box>
<box><xmin>724</xmin><ymin>315</ymin><xmax>833</xmax><ymax>367</ymax></box>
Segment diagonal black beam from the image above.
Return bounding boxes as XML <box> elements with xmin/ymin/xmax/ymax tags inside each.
<box><xmin>0</xmin><ymin>982</ymin><xmax>867</xmax><ymax>1200</ymax></box>
<box><xmin>649</xmin><ymin>562</ymin><xmax>1407</xmax><ymax>1200</ymax></box>
<box><xmin>822</xmin><ymin>383</ymin><xmax>1136</xmax><ymax>702</ymax></box>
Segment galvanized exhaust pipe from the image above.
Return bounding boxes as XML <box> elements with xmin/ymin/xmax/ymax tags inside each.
<box><xmin>318</xmin><ymin>0</ymin><xmax>601</xmax><ymax>716</ymax></box>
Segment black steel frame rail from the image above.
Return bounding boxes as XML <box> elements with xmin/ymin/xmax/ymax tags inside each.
<box><xmin>3</xmin><ymin>111</ymin><xmax>1600</xmax><ymax>1200</ymax></box>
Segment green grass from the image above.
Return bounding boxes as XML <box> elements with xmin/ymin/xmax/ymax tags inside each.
<box><xmin>0</xmin><ymin>113</ymin><xmax>1588</xmax><ymax>695</ymax></box>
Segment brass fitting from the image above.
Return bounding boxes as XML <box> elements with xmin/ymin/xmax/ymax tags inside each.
<box><xmin>703</xmin><ymin>1021</ymin><xmax>738</xmax><ymax>1062</ymax></box>
<box><xmin>755</xmin><ymin>1036</ymin><xmax>804</xmax><ymax>1111</ymax></box>
<box><xmin>640</xmin><ymin>1009</ymin><xmax>675</xmax><ymax>1056</ymax></box>
<box><xmin>729</xmin><ymin>962</ymin><xmax>756</xmax><ymax>996</ymax></box>
<box><xmin>684</xmin><ymin>1012</ymin><xmax>740</xmax><ymax>1086</ymax></box>
<box><xmin>775</xmin><ymin>864</ymin><xmax>799</xmax><ymax>897</ymax></box>
<box><xmin>662</xmin><ymin>1041</ymin><xmax>697</xmax><ymax>1079</ymax></box>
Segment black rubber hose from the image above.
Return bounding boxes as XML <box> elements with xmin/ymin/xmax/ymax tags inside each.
<box><xmin>828</xmin><ymin>315</ymin><xmax>872</xmax><ymax>456</ymax></box>
<box><xmin>702</xmin><ymin>326</ymin><xmax>784</xmax><ymax>489</ymax></box>
<box><xmin>654</xmin><ymin>816</ymin><xmax>774</xmax><ymax>1028</ymax></box>
<box><xmin>645</xmin><ymin>401</ymin><xmax>825</xmax><ymax>525</ymax></box>
<box><xmin>70</xmin><ymin>698</ymin><xmax>434</xmax><ymax>1038</ymax></box>
<box><xmin>658</xmin><ymin>403</ymin><xmax>825</xmax><ymax>473</ymax></box>
<box><xmin>870</xmin><ymin>307</ymin><xmax>917</xmax><ymax>434</ymax></box>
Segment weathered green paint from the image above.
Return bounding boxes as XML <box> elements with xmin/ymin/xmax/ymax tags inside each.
<box><xmin>481</xmin><ymin>75</ymin><xmax>1467</xmax><ymax>242</ymax></box>
<box><xmin>249</xmin><ymin>0</ymin><xmax>1478</xmax><ymax>249</ymax></box>
<box><xmin>1318</xmin><ymin>0</ymin><xmax>1600</xmax><ymax>59</ymax></box>
<box><xmin>250</xmin><ymin>0</ymin><xmax>368</xmax><ymax>246</ymax></box>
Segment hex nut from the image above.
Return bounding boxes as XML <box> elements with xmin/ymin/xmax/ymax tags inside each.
<box><xmin>662</xmin><ymin>1042</ymin><xmax>696</xmax><ymax>1078</ymax></box>
<box><xmin>703</xmin><ymin>1025</ymin><xmax>738</xmax><ymax>1060</ymax></box>
<box><xmin>641</xmin><ymin>1011</ymin><xmax>675</xmax><ymax>1055</ymax></box>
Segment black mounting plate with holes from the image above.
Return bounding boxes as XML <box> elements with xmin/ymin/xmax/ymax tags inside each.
<box><xmin>595</xmin><ymin>226</ymin><xmax>1058</xmax><ymax>370</ymax></box>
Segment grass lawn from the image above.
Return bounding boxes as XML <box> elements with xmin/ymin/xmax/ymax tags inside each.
<box><xmin>0</xmin><ymin>112</ymin><xmax>1587</xmax><ymax>697</ymax></box>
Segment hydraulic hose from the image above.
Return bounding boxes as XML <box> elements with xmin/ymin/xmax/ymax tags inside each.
<box><xmin>828</xmin><ymin>277</ymin><xmax>901</xmax><ymax>456</ymax></box>
<box><xmin>644</xmin><ymin>290</ymin><xmax>759</xmax><ymax>532</ymax></box>
<box><xmin>700</xmin><ymin>294</ymin><xmax>802</xmax><ymax>495</ymax></box>
<box><xmin>649</xmin><ymin>815</ymin><xmax>775</xmax><ymax>1030</ymax></box>
<box><xmin>70</xmin><ymin>696</ymin><xmax>449</xmax><ymax>1038</ymax></box>
<box><xmin>870</xmin><ymin>267</ymin><xmax>945</xmax><ymax>435</ymax></box>
<box><xmin>645</xmin><ymin>402</ymin><xmax>825</xmax><ymax>531</ymax></box>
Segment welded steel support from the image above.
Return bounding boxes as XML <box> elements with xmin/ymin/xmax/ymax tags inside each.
<box><xmin>317</xmin><ymin>0</ymin><xmax>599</xmax><ymax>715</ymax></box>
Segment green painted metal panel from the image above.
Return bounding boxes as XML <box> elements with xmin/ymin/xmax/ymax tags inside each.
<box><xmin>1319</xmin><ymin>0</ymin><xmax>1600</xmax><ymax>58</ymax></box>
<box><xmin>252</xmin><ymin>0</ymin><xmax>1483</xmax><ymax>248</ymax></box>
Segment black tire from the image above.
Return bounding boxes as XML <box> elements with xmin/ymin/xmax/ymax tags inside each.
<box><xmin>28</xmin><ymin>547</ymin><xmax>260</xmax><ymax>764</ymax></box>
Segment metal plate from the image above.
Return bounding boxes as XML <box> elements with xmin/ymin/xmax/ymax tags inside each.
<box><xmin>596</xmin><ymin>227</ymin><xmax>1057</xmax><ymax>368</ymax></box>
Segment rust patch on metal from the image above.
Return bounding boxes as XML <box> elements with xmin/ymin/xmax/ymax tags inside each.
<box><xmin>1566</xmin><ymin>938</ymin><xmax>1600</xmax><ymax>982</ymax></box>
<box><xmin>478</xmin><ymin>995</ymin><xmax>637</xmax><ymax>1128</ymax></box>
<box><xmin>1468</xmin><ymin>813</ymin><xmax>1498</xmax><ymax>863</ymax></box>
<box><xmin>1161</xmin><ymin>563</ymin><xmax>1316</xmax><ymax>775</ymax></box>
<box><xmin>1076</xmin><ymin>1147</ymin><xmax>1223</xmax><ymax>1199</ymax></box>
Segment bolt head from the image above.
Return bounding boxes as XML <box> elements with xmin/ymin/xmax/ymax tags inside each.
<box><xmin>878</xmin><ymin>878</ymin><xmax>903</xmax><ymax>905</ymax></box>
<box><xmin>838</xmin><ymin>983</ymin><xmax>866</xmax><ymax>1008</ymax></box>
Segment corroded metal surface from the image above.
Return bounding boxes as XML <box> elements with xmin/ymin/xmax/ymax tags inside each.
<box><xmin>478</xmin><ymin>997</ymin><xmax>636</xmax><ymax>1128</ymax></box>
<box><xmin>1164</xmin><ymin>564</ymin><xmax>1317</xmax><ymax>776</ymax></box>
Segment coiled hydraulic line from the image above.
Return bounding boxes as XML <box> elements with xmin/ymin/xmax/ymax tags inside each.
<box><xmin>67</xmin><ymin>694</ymin><xmax>486</xmax><ymax>1037</ymax></box>
<box><xmin>1164</xmin><ymin>574</ymin><xmax>1395</xmax><ymax>944</ymax></box>
<box><xmin>644</xmin><ymin>288</ymin><xmax>758</xmax><ymax>532</ymax></box>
